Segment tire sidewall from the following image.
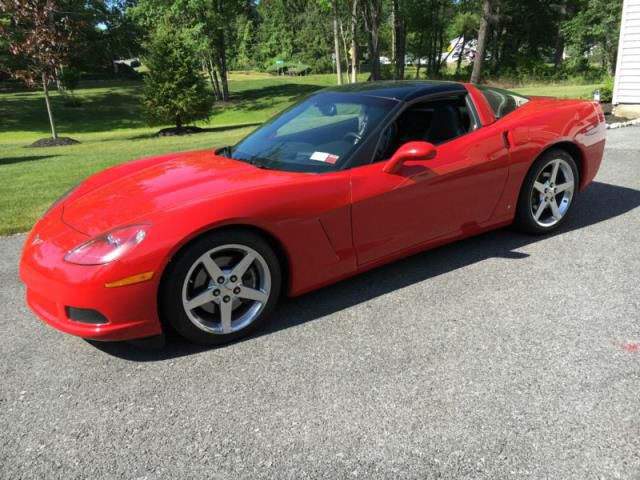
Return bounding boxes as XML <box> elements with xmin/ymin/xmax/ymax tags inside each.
<box><xmin>159</xmin><ymin>230</ymin><xmax>282</xmax><ymax>346</ymax></box>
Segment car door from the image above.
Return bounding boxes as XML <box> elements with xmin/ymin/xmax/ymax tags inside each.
<box><xmin>349</xmin><ymin>113</ymin><xmax>510</xmax><ymax>267</ymax></box>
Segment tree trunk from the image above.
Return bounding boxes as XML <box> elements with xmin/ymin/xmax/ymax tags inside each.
<box><xmin>217</xmin><ymin>30</ymin><xmax>230</xmax><ymax>101</ymax></box>
<box><xmin>456</xmin><ymin>34</ymin><xmax>465</xmax><ymax>73</ymax></box>
<box><xmin>416</xmin><ymin>58</ymin><xmax>421</xmax><ymax>79</ymax></box>
<box><xmin>208</xmin><ymin>58</ymin><xmax>222</xmax><ymax>101</ymax></box>
<box><xmin>366</xmin><ymin>31</ymin><xmax>381</xmax><ymax>80</ymax></box>
<box><xmin>206</xmin><ymin>58</ymin><xmax>221</xmax><ymax>101</ymax></box>
<box><xmin>391</xmin><ymin>0</ymin><xmax>405</xmax><ymax>80</ymax></box>
<box><xmin>42</xmin><ymin>73</ymin><xmax>57</xmax><ymax>140</ymax></box>
<box><xmin>391</xmin><ymin>0</ymin><xmax>397</xmax><ymax>69</ymax></box>
<box><xmin>339</xmin><ymin>19</ymin><xmax>350</xmax><ymax>78</ymax></box>
<box><xmin>396</xmin><ymin>23</ymin><xmax>405</xmax><ymax>80</ymax></box>
<box><xmin>470</xmin><ymin>0</ymin><xmax>491</xmax><ymax>84</ymax></box>
<box><xmin>332</xmin><ymin>0</ymin><xmax>343</xmax><ymax>85</ymax></box>
<box><xmin>361</xmin><ymin>0</ymin><xmax>381</xmax><ymax>81</ymax></box>
<box><xmin>553</xmin><ymin>35</ymin><xmax>564</xmax><ymax>72</ymax></box>
<box><xmin>350</xmin><ymin>0</ymin><xmax>358</xmax><ymax>83</ymax></box>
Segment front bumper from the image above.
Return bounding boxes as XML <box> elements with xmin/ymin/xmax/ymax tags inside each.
<box><xmin>19</xmin><ymin>216</ymin><xmax>163</xmax><ymax>341</ymax></box>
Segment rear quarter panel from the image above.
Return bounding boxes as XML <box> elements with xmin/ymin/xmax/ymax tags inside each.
<box><xmin>488</xmin><ymin>98</ymin><xmax>606</xmax><ymax>222</ymax></box>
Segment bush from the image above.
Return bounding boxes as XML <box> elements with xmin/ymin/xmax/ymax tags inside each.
<box><xmin>598</xmin><ymin>77</ymin><xmax>614</xmax><ymax>103</ymax></box>
<box><xmin>142</xmin><ymin>24</ymin><xmax>212</xmax><ymax>129</ymax></box>
<box><xmin>265</xmin><ymin>62</ymin><xmax>312</xmax><ymax>75</ymax></box>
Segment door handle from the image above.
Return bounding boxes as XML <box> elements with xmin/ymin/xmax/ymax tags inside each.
<box><xmin>502</xmin><ymin>131</ymin><xmax>511</xmax><ymax>149</ymax></box>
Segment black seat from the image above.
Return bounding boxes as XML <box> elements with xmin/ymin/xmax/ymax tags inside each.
<box><xmin>425</xmin><ymin>105</ymin><xmax>464</xmax><ymax>144</ymax></box>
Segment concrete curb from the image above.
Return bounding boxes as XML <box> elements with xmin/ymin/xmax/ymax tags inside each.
<box><xmin>607</xmin><ymin>118</ymin><xmax>640</xmax><ymax>129</ymax></box>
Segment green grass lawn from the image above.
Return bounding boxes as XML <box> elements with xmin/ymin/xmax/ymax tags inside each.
<box><xmin>0</xmin><ymin>73</ymin><xmax>599</xmax><ymax>236</ymax></box>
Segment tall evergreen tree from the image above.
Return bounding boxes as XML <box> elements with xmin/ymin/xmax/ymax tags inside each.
<box><xmin>142</xmin><ymin>23</ymin><xmax>212</xmax><ymax>130</ymax></box>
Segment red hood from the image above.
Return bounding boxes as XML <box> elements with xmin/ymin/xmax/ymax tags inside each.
<box><xmin>61</xmin><ymin>150</ymin><xmax>283</xmax><ymax>236</ymax></box>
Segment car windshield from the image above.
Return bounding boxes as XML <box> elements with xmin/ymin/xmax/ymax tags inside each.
<box><xmin>227</xmin><ymin>93</ymin><xmax>398</xmax><ymax>173</ymax></box>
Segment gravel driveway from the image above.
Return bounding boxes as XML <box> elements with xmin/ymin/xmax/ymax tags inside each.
<box><xmin>1</xmin><ymin>127</ymin><xmax>639</xmax><ymax>479</ymax></box>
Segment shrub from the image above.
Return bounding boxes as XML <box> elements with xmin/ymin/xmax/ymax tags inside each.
<box><xmin>598</xmin><ymin>77</ymin><xmax>614</xmax><ymax>103</ymax></box>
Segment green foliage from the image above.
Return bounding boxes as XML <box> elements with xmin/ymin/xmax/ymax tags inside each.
<box><xmin>563</xmin><ymin>0</ymin><xmax>622</xmax><ymax>75</ymax></box>
<box><xmin>254</xmin><ymin>0</ymin><xmax>333</xmax><ymax>73</ymax></box>
<box><xmin>265</xmin><ymin>62</ymin><xmax>313</xmax><ymax>75</ymax></box>
<box><xmin>59</xmin><ymin>66</ymin><xmax>81</xmax><ymax>92</ymax></box>
<box><xmin>142</xmin><ymin>25</ymin><xmax>212</xmax><ymax>128</ymax></box>
<box><xmin>597</xmin><ymin>77</ymin><xmax>614</xmax><ymax>103</ymax></box>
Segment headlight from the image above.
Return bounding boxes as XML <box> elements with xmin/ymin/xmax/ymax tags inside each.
<box><xmin>43</xmin><ymin>184</ymin><xmax>79</xmax><ymax>217</ymax></box>
<box><xmin>64</xmin><ymin>224</ymin><xmax>149</xmax><ymax>265</ymax></box>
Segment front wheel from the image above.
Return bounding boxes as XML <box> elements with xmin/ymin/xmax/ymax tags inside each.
<box><xmin>514</xmin><ymin>149</ymin><xmax>579</xmax><ymax>235</ymax></box>
<box><xmin>159</xmin><ymin>230</ymin><xmax>282</xmax><ymax>346</ymax></box>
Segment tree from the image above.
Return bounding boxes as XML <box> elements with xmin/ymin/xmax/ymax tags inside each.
<box><xmin>332</xmin><ymin>0</ymin><xmax>343</xmax><ymax>84</ymax></box>
<box><xmin>142</xmin><ymin>24</ymin><xmax>212</xmax><ymax>130</ymax></box>
<box><xmin>563</xmin><ymin>0</ymin><xmax>622</xmax><ymax>76</ymax></box>
<box><xmin>349</xmin><ymin>0</ymin><xmax>358</xmax><ymax>82</ymax></box>
<box><xmin>390</xmin><ymin>0</ymin><xmax>406</xmax><ymax>80</ymax></box>
<box><xmin>360</xmin><ymin>0</ymin><xmax>383</xmax><ymax>80</ymax></box>
<box><xmin>0</xmin><ymin>0</ymin><xmax>76</xmax><ymax>140</ymax></box>
<box><xmin>470</xmin><ymin>0</ymin><xmax>492</xmax><ymax>83</ymax></box>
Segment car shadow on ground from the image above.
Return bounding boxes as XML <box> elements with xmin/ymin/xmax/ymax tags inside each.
<box><xmin>90</xmin><ymin>180</ymin><xmax>640</xmax><ymax>361</ymax></box>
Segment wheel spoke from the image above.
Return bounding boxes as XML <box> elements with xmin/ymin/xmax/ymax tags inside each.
<box><xmin>549</xmin><ymin>198</ymin><xmax>562</xmax><ymax>219</ymax></box>
<box><xmin>201</xmin><ymin>255</ymin><xmax>225</xmax><ymax>280</ymax></box>
<box><xmin>219</xmin><ymin>300</ymin><xmax>232</xmax><ymax>333</ymax></box>
<box><xmin>550</xmin><ymin>160</ymin><xmax>560</xmax><ymax>183</ymax></box>
<box><xmin>534</xmin><ymin>200</ymin><xmax>547</xmax><ymax>220</ymax></box>
<box><xmin>237</xmin><ymin>286</ymin><xmax>268</xmax><ymax>303</ymax></box>
<box><xmin>231</xmin><ymin>251</ymin><xmax>256</xmax><ymax>278</ymax></box>
<box><xmin>555</xmin><ymin>181</ymin><xmax>574</xmax><ymax>194</ymax></box>
<box><xmin>533</xmin><ymin>181</ymin><xmax>546</xmax><ymax>193</ymax></box>
<box><xmin>186</xmin><ymin>290</ymin><xmax>215</xmax><ymax>310</ymax></box>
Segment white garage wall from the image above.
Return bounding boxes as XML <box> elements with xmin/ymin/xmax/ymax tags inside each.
<box><xmin>614</xmin><ymin>0</ymin><xmax>640</xmax><ymax>105</ymax></box>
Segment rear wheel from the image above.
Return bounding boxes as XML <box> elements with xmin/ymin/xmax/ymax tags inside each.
<box><xmin>514</xmin><ymin>149</ymin><xmax>578</xmax><ymax>234</ymax></box>
<box><xmin>160</xmin><ymin>230</ymin><xmax>281</xmax><ymax>345</ymax></box>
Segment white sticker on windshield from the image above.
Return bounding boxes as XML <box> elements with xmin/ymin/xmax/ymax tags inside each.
<box><xmin>310</xmin><ymin>151</ymin><xmax>339</xmax><ymax>164</ymax></box>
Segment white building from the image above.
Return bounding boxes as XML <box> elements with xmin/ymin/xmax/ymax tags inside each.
<box><xmin>613</xmin><ymin>0</ymin><xmax>640</xmax><ymax>117</ymax></box>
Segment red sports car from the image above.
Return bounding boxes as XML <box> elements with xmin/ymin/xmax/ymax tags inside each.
<box><xmin>19</xmin><ymin>81</ymin><xmax>606</xmax><ymax>346</ymax></box>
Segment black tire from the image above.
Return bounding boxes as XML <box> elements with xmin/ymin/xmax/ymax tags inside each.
<box><xmin>159</xmin><ymin>229</ymin><xmax>282</xmax><ymax>346</ymax></box>
<box><xmin>514</xmin><ymin>148</ymin><xmax>579</xmax><ymax>235</ymax></box>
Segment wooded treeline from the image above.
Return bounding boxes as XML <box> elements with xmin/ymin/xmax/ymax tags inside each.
<box><xmin>0</xmin><ymin>0</ymin><xmax>623</xmax><ymax>135</ymax></box>
<box><xmin>1</xmin><ymin>0</ymin><xmax>623</xmax><ymax>85</ymax></box>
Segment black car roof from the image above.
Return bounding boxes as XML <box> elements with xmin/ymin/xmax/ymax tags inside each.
<box><xmin>319</xmin><ymin>80</ymin><xmax>468</xmax><ymax>102</ymax></box>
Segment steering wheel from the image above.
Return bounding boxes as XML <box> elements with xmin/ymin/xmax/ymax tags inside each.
<box><xmin>343</xmin><ymin>132</ymin><xmax>362</xmax><ymax>144</ymax></box>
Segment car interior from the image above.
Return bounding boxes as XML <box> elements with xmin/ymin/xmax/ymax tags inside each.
<box><xmin>375</xmin><ymin>95</ymin><xmax>475</xmax><ymax>162</ymax></box>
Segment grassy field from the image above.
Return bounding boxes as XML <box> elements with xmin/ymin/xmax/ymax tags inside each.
<box><xmin>0</xmin><ymin>73</ymin><xmax>600</xmax><ymax>235</ymax></box>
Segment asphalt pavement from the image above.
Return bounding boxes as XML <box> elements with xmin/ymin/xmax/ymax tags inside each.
<box><xmin>1</xmin><ymin>127</ymin><xmax>639</xmax><ymax>479</ymax></box>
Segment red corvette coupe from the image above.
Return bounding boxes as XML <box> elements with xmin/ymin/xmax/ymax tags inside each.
<box><xmin>20</xmin><ymin>81</ymin><xmax>606</xmax><ymax>346</ymax></box>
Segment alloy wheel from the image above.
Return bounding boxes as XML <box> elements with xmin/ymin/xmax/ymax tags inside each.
<box><xmin>181</xmin><ymin>244</ymin><xmax>271</xmax><ymax>335</ymax></box>
<box><xmin>530</xmin><ymin>158</ymin><xmax>575</xmax><ymax>228</ymax></box>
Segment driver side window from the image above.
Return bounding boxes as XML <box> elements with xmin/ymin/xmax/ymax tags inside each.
<box><xmin>374</xmin><ymin>95</ymin><xmax>474</xmax><ymax>162</ymax></box>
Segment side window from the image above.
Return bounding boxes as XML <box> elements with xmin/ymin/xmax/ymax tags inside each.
<box><xmin>374</xmin><ymin>95</ymin><xmax>474</xmax><ymax>162</ymax></box>
<box><xmin>476</xmin><ymin>86</ymin><xmax>529</xmax><ymax>119</ymax></box>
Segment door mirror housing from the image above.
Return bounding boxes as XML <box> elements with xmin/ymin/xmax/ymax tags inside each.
<box><xmin>383</xmin><ymin>141</ymin><xmax>437</xmax><ymax>174</ymax></box>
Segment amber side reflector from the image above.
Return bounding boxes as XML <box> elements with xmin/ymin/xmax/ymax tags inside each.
<box><xmin>105</xmin><ymin>271</ymin><xmax>154</xmax><ymax>288</ymax></box>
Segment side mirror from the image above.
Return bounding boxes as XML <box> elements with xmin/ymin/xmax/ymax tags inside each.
<box><xmin>383</xmin><ymin>141</ymin><xmax>436</xmax><ymax>174</ymax></box>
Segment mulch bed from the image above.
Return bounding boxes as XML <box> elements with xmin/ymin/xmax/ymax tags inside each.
<box><xmin>29</xmin><ymin>137</ymin><xmax>80</xmax><ymax>148</ymax></box>
<box><xmin>154</xmin><ymin>126</ymin><xmax>205</xmax><ymax>137</ymax></box>
<box><xmin>601</xmin><ymin>103</ymin><xmax>631</xmax><ymax>124</ymax></box>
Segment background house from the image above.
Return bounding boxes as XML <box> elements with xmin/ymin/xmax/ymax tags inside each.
<box><xmin>613</xmin><ymin>0</ymin><xmax>640</xmax><ymax>117</ymax></box>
